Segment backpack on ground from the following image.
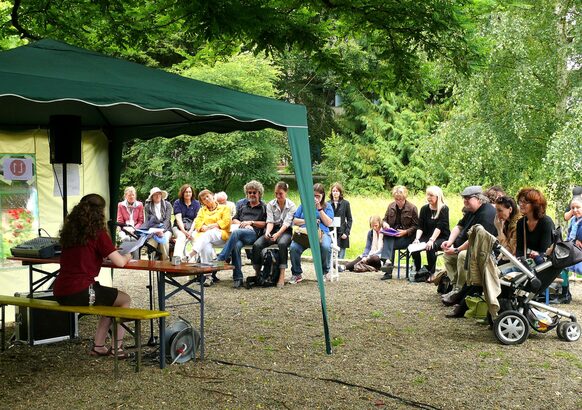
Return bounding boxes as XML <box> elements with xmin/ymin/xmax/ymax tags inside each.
<box><xmin>246</xmin><ymin>248</ymin><xmax>280</xmax><ymax>288</ymax></box>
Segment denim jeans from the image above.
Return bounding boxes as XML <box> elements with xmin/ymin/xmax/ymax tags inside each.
<box><xmin>290</xmin><ymin>232</ymin><xmax>332</xmax><ymax>276</ymax></box>
<box><xmin>217</xmin><ymin>228</ymin><xmax>257</xmax><ymax>280</ymax></box>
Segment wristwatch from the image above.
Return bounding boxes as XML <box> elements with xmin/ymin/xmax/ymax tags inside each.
<box><xmin>454</xmin><ymin>248</ymin><xmax>460</xmax><ymax>254</ymax></box>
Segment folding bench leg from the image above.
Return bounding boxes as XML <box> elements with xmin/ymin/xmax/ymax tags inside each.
<box><xmin>1</xmin><ymin>305</ymin><xmax>5</xmax><ymax>352</ymax></box>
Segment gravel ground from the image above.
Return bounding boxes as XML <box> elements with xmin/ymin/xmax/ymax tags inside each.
<box><xmin>1</xmin><ymin>263</ymin><xmax>581</xmax><ymax>410</ymax></box>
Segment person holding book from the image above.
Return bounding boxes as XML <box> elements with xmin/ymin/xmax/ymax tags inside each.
<box><xmin>380</xmin><ymin>186</ymin><xmax>420</xmax><ymax>280</ymax></box>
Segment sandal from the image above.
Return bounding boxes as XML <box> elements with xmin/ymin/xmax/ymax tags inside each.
<box><xmin>90</xmin><ymin>344</ymin><xmax>111</xmax><ymax>357</ymax></box>
<box><xmin>109</xmin><ymin>346</ymin><xmax>131</xmax><ymax>360</ymax></box>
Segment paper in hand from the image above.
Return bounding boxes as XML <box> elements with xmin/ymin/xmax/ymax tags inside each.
<box><xmin>118</xmin><ymin>234</ymin><xmax>148</xmax><ymax>255</ymax></box>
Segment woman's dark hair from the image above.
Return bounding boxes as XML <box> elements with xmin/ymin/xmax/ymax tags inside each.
<box><xmin>274</xmin><ymin>181</ymin><xmax>289</xmax><ymax>192</ymax></box>
<box><xmin>178</xmin><ymin>184</ymin><xmax>194</xmax><ymax>201</ymax></box>
<box><xmin>495</xmin><ymin>196</ymin><xmax>520</xmax><ymax>234</ymax></box>
<box><xmin>59</xmin><ymin>193</ymin><xmax>108</xmax><ymax>248</ymax></box>
<box><xmin>517</xmin><ymin>188</ymin><xmax>547</xmax><ymax>220</ymax></box>
<box><xmin>329</xmin><ymin>182</ymin><xmax>344</xmax><ymax>201</ymax></box>
<box><xmin>485</xmin><ymin>185</ymin><xmax>506</xmax><ymax>203</ymax></box>
<box><xmin>313</xmin><ymin>183</ymin><xmax>327</xmax><ymax>208</ymax></box>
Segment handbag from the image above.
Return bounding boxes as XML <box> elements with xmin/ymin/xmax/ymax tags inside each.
<box><xmin>464</xmin><ymin>296</ymin><xmax>488</xmax><ymax>320</ymax></box>
<box><xmin>292</xmin><ymin>226</ymin><xmax>323</xmax><ymax>249</ymax></box>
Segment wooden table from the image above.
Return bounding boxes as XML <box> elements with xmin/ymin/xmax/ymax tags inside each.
<box><xmin>8</xmin><ymin>256</ymin><xmax>233</xmax><ymax>368</ymax></box>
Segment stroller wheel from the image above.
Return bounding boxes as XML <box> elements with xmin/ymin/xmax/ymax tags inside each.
<box><xmin>494</xmin><ymin>310</ymin><xmax>530</xmax><ymax>345</ymax></box>
<box><xmin>558</xmin><ymin>321</ymin><xmax>581</xmax><ymax>342</ymax></box>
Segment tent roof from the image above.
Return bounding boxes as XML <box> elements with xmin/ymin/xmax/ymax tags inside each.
<box><xmin>0</xmin><ymin>39</ymin><xmax>307</xmax><ymax>140</ymax></box>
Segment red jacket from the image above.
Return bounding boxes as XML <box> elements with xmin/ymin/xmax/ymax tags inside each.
<box><xmin>116</xmin><ymin>200</ymin><xmax>144</xmax><ymax>228</ymax></box>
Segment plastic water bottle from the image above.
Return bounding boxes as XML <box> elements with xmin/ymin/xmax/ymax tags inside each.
<box><xmin>88</xmin><ymin>284</ymin><xmax>95</xmax><ymax>306</ymax></box>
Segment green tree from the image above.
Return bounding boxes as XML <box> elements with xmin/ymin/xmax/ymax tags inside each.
<box><xmin>423</xmin><ymin>1</ymin><xmax>578</xmax><ymax>194</ymax></box>
<box><xmin>119</xmin><ymin>53</ymin><xmax>286</xmax><ymax>199</ymax></box>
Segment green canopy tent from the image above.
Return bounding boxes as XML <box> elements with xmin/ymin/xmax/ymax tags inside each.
<box><xmin>0</xmin><ymin>39</ymin><xmax>331</xmax><ymax>353</ymax></box>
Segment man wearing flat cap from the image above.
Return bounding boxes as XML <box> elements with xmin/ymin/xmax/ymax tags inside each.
<box><xmin>440</xmin><ymin>185</ymin><xmax>497</xmax><ymax>297</ymax></box>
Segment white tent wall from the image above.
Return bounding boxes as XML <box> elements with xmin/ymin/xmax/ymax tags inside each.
<box><xmin>1</xmin><ymin>129</ymin><xmax>112</xmax><ymax>323</ymax></box>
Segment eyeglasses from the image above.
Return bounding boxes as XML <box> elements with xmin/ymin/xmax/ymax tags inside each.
<box><xmin>518</xmin><ymin>199</ymin><xmax>531</xmax><ymax>206</ymax></box>
<box><xmin>462</xmin><ymin>195</ymin><xmax>476</xmax><ymax>200</ymax></box>
<box><xmin>247</xmin><ymin>191</ymin><xmax>258</xmax><ymax>195</ymax></box>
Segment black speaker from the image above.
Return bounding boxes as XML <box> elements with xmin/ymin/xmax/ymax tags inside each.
<box><xmin>14</xmin><ymin>291</ymin><xmax>78</xmax><ymax>345</ymax></box>
<box><xmin>49</xmin><ymin>115</ymin><xmax>82</xmax><ymax>164</ymax></box>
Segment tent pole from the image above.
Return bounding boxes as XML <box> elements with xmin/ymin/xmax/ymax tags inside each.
<box><xmin>62</xmin><ymin>162</ymin><xmax>68</xmax><ymax>220</ymax></box>
<box><xmin>287</xmin><ymin>127</ymin><xmax>332</xmax><ymax>354</ymax></box>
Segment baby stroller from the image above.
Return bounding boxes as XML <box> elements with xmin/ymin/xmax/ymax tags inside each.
<box><xmin>488</xmin><ymin>228</ymin><xmax>581</xmax><ymax>345</ymax></box>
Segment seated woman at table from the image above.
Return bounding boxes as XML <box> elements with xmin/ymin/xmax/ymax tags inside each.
<box><xmin>53</xmin><ymin>193</ymin><xmax>132</xmax><ymax>358</ymax></box>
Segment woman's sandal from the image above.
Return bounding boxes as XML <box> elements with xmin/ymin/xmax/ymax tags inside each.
<box><xmin>109</xmin><ymin>345</ymin><xmax>131</xmax><ymax>360</ymax></box>
<box><xmin>89</xmin><ymin>344</ymin><xmax>111</xmax><ymax>357</ymax></box>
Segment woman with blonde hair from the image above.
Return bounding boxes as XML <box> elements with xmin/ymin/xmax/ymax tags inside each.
<box><xmin>341</xmin><ymin>215</ymin><xmax>383</xmax><ymax>272</ymax></box>
<box><xmin>412</xmin><ymin>186</ymin><xmax>450</xmax><ymax>280</ymax></box>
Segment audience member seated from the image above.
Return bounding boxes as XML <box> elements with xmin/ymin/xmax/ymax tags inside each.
<box><xmin>440</xmin><ymin>186</ymin><xmax>497</xmax><ymax>303</ymax></box>
<box><xmin>380</xmin><ymin>185</ymin><xmax>420</xmax><ymax>280</ymax></box>
<box><xmin>563</xmin><ymin>186</ymin><xmax>582</xmax><ymax>222</ymax></box>
<box><xmin>341</xmin><ymin>215</ymin><xmax>383</xmax><ymax>272</ymax></box>
<box><xmin>494</xmin><ymin>195</ymin><xmax>520</xmax><ymax>265</ymax></box>
<box><xmin>558</xmin><ymin>195</ymin><xmax>582</xmax><ymax>304</ymax></box>
<box><xmin>411</xmin><ymin>186</ymin><xmax>450</xmax><ymax>281</ymax></box>
<box><xmin>215</xmin><ymin>191</ymin><xmax>236</xmax><ymax>220</ymax></box>
<box><xmin>188</xmin><ymin>190</ymin><xmax>231</xmax><ymax>286</ymax></box>
<box><xmin>329</xmin><ymin>182</ymin><xmax>353</xmax><ymax>260</ymax></box>
<box><xmin>54</xmin><ymin>194</ymin><xmax>132</xmax><ymax>358</ymax></box>
<box><xmin>515</xmin><ymin>187</ymin><xmax>554</xmax><ymax>265</ymax></box>
<box><xmin>484</xmin><ymin>185</ymin><xmax>506</xmax><ymax>203</ymax></box>
<box><xmin>289</xmin><ymin>183</ymin><xmax>334</xmax><ymax>283</ymax></box>
<box><xmin>172</xmin><ymin>184</ymin><xmax>200</xmax><ymax>260</ymax></box>
<box><xmin>216</xmin><ymin>181</ymin><xmax>267</xmax><ymax>289</ymax></box>
<box><xmin>116</xmin><ymin>186</ymin><xmax>144</xmax><ymax>259</ymax></box>
<box><xmin>143</xmin><ymin>187</ymin><xmax>173</xmax><ymax>260</ymax></box>
<box><xmin>251</xmin><ymin>181</ymin><xmax>297</xmax><ymax>288</ymax></box>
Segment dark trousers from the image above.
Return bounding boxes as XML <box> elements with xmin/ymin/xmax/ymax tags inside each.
<box><xmin>381</xmin><ymin>235</ymin><xmax>421</xmax><ymax>271</ymax></box>
<box><xmin>411</xmin><ymin>237</ymin><xmax>446</xmax><ymax>274</ymax></box>
<box><xmin>252</xmin><ymin>231</ymin><xmax>292</xmax><ymax>268</ymax></box>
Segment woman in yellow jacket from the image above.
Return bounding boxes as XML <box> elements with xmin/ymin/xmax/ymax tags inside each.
<box><xmin>187</xmin><ymin>189</ymin><xmax>231</xmax><ymax>264</ymax></box>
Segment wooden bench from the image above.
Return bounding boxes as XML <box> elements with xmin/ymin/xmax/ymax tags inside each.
<box><xmin>0</xmin><ymin>295</ymin><xmax>169</xmax><ymax>376</ymax></box>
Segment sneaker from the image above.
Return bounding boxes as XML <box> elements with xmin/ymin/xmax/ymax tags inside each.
<box><xmin>323</xmin><ymin>273</ymin><xmax>331</xmax><ymax>282</ymax></box>
<box><xmin>338</xmin><ymin>265</ymin><xmax>346</xmax><ymax>272</ymax></box>
<box><xmin>381</xmin><ymin>272</ymin><xmax>392</xmax><ymax>280</ymax></box>
<box><xmin>289</xmin><ymin>275</ymin><xmax>303</xmax><ymax>284</ymax></box>
<box><xmin>203</xmin><ymin>276</ymin><xmax>214</xmax><ymax>287</ymax></box>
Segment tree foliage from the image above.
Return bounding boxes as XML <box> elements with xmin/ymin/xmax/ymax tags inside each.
<box><xmin>3</xmin><ymin>0</ymin><xmax>475</xmax><ymax>89</ymax></box>
<box><xmin>421</xmin><ymin>1</ymin><xmax>578</xmax><ymax>195</ymax></box>
<box><xmin>119</xmin><ymin>53</ymin><xmax>286</xmax><ymax>199</ymax></box>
